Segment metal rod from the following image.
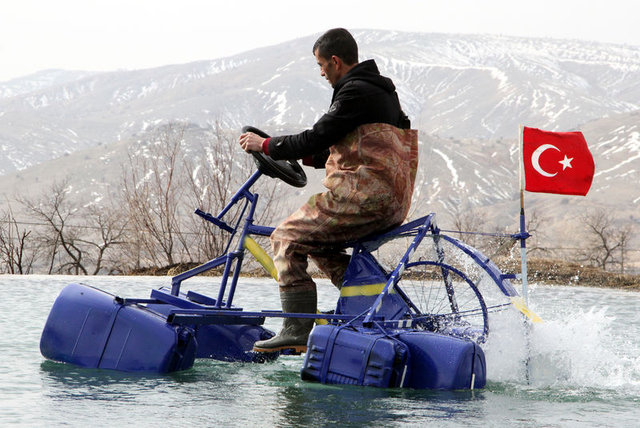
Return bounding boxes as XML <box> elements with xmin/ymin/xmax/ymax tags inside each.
<box><xmin>216</xmin><ymin>170</ymin><xmax>261</xmax><ymax>219</ymax></box>
<box><xmin>518</xmin><ymin>124</ymin><xmax>530</xmax><ymax>305</ymax></box>
<box><xmin>215</xmin><ymin>253</ymin><xmax>237</xmax><ymax>308</ymax></box>
<box><xmin>363</xmin><ymin>215</ymin><xmax>434</xmax><ymax>323</ymax></box>
<box><xmin>520</xmin><ymin>209</ymin><xmax>529</xmax><ymax>306</ymax></box>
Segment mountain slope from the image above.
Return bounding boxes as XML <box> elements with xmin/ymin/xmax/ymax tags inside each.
<box><xmin>1</xmin><ymin>30</ymin><xmax>639</xmax><ymax>270</ymax></box>
<box><xmin>1</xmin><ymin>31</ymin><xmax>639</xmax><ymax>175</ymax></box>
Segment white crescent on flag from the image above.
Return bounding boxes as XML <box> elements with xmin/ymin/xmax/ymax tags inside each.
<box><xmin>531</xmin><ymin>143</ymin><xmax>560</xmax><ymax>177</ymax></box>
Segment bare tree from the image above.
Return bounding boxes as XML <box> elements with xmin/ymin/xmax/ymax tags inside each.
<box><xmin>182</xmin><ymin>122</ymin><xmax>281</xmax><ymax>262</ymax></box>
<box><xmin>120</xmin><ymin>225</ymin><xmax>145</xmax><ymax>272</ymax></box>
<box><xmin>122</xmin><ymin>121</ymin><xmax>285</xmax><ymax>270</ymax></box>
<box><xmin>77</xmin><ymin>204</ymin><xmax>129</xmax><ymax>274</ymax></box>
<box><xmin>581</xmin><ymin>208</ymin><xmax>633</xmax><ymax>272</ymax></box>
<box><xmin>182</xmin><ymin>124</ymin><xmax>243</xmax><ymax>261</ymax></box>
<box><xmin>614</xmin><ymin>223</ymin><xmax>634</xmax><ymax>274</ymax></box>
<box><xmin>20</xmin><ymin>178</ymin><xmax>88</xmax><ymax>274</ymax></box>
<box><xmin>450</xmin><ymin>205</ymin><xmax>487</xmax><ymax>249</ymax></box>
<box><xmin>122</xmin><ymin>122</ymin><xmax>190</xmax><ymax>267</ymax></box>
<box><xmin>0</xmin><ymin>206</ymin><xmax>38</xmax><ymax>274</ymax></box>
<box><xmin>17</xmin><ymin>178</ymin><xmax>129</xmax><ymax>275</ymax></box>
<box><xmin>2</xmin><ymin>122</ymin><xmax>288</xmax><ymax>275</ymax></box>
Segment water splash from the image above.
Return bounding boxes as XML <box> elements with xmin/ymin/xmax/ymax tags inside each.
<box><xmin>484</xmin><ymin>305</ymin><xmax>640</xmax><ymax>393</ymax></box>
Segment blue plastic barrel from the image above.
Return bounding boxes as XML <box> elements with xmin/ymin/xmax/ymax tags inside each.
<box><xmin>40</xmin><ymin>283</ymin><xmax>196</xmax><ymax>373</ymax></box>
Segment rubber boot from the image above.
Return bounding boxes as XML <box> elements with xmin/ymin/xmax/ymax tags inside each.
<box><xmin>253</xmin><ymin>288</ymin><xmax>317</xmax><ymax>354</ymax></box>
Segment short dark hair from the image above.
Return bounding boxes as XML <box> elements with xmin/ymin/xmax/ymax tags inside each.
<box><xmin>312</xmin><ymin>28</ymin><xmax>358</xmax><ymax>65</ymax></box>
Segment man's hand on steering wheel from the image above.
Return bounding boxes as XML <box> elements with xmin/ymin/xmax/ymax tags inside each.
<box><xmin>239</xmin><ymin>126</ymin><xmax>307</xmax><ymax>188</ymax></box>
<box><xmin>239</xmin><ymin>132</ymin><xmax>266</xmax><ymax>153</ymax></box>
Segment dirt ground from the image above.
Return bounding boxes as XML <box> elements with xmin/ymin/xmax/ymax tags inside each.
<box><xmin>496</xmin><ymin>257</ymin><xmax>640</xmax><ymax>290</ymax></box>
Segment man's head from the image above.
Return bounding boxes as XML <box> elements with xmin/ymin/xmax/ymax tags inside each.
<box><xmin>313</xmin><ymin>28</ymin><xmax>358</xmax><ymax>87</ymax></box>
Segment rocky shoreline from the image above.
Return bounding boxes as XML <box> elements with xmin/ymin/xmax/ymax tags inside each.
<box><xmin>497</xmin><ymin>257</ymin><xmax>640</xmax><ymax>290</ymax></box>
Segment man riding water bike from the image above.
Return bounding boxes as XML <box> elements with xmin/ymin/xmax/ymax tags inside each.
<box><xmin>239</xmin><ymin>28</ymin><xmax>418</xmax><ymax>353</ymax></box>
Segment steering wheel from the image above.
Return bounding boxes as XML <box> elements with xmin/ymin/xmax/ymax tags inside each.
<box><xmin>242</xmin><ymin>126</ymin><xmax>307</xmax><ymax>188</ymax></box>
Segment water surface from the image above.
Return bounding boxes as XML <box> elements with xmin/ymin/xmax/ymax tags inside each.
<box><xmin>1</xmin><ymin>275</ymin><xmax>638</xmax><ymax>426</ymax></box>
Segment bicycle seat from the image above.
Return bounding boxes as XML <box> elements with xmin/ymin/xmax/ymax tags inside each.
<box><xmin>345</xmin><ymin>214</ymin><xmax>436</xmax><ymax>252</ymax></box>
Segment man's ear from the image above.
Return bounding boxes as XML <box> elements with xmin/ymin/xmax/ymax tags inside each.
<box><xmin>331</xmin><ymin>55</ymin><xmax>343</xmax><ymax>69</ymax></box>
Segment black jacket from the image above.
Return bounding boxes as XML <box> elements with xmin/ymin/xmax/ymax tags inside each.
<box><xmin>266</xmin><ymin>59</ymin><xmax>410</xmax><ymax>167</ymax></box>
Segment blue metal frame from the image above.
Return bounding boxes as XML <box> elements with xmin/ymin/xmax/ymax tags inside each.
<box><xmin>154</xmin><ymin>167</ymin><xmax>516</xmax><ymax>342</ymax></box>
<box><xmin>362</xmin><ymin>215</ymin><xmax>435</xmax><ymax>324</ymax></box>
<box><xmin>170</xmin><ymin>170</ymin><xmax>274</xmax><ymax>305</ymax></box>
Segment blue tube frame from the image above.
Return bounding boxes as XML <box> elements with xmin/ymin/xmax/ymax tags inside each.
<box><xmin>170</xmin><ymin>170</ymin><xmax>274</xmax><ymax>300</ymax></box>
<box><xmin>164</xmin><ymin>170</ymin><xmax>519</xmax><ymax>336</ymax></box>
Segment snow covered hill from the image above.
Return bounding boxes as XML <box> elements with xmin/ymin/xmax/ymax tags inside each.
<box><xmin>1</xmin><ymin>30</ymin><xmax>639</xmax><ymax>175</ymax></box>
<box><xmin>1</xmin><ymin>30</ymin><xmax>639</xmax><ymax>267</ymax></box>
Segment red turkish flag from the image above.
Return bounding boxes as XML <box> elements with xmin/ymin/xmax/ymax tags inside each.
<box><xmin>522</xmin><ymin>126</ymin><xmax>594</xmax><ymax>196</ymax></box>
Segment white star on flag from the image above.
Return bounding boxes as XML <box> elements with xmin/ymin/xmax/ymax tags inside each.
<box><xmin>559</xmin><ymin>155</ymin><xmax>573</xmax><ymax>170</ymax></box>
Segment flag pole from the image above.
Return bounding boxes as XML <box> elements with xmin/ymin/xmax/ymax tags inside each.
<box><xmin>518</xmin><ymin>125</ymin><xmax>533</xmax><ymax>385</ymax></box>
<box><xmin>518</xmin><ymin>125</ymin><xmax>530</xmax><ymax>306</ymax></box>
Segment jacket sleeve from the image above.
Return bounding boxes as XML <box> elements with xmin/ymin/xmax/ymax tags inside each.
<box><xmin>266</xmin><ymin>82</ymin><xmax>362</xmax><ymax>167</ymax></box>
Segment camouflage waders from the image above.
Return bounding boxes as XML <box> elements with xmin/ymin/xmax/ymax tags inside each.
<box><xmin>253</xmin><ymin>123</ymin><xmax>418</xmax><ymax>352</ymax></box>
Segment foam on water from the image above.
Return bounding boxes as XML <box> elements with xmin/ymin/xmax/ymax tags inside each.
<box><xmin>484</xmin><ymin>302</ymin><xmax>640</xmax><ymax>393</ymax></box>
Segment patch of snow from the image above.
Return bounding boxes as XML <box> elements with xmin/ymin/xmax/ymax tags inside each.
<box><xmin>261</xmin><ymin>74</ymin><xmax>282</xmax><ymax>86</ymax></box>
<box><xmin>433</xmin><ymin>148</ymin><xmax>464</xmax><ymax>189</ymax></box>
<box><xmin>138</xmin><ymin>81</ymin><xmax>159</xmax><ymax>98</ymax></box>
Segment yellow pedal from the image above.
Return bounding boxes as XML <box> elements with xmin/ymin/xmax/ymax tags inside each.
<box><xmin>510</xmin><ymin>296</ymin><xmax>543</xmax><ymax>323</ymax></box>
